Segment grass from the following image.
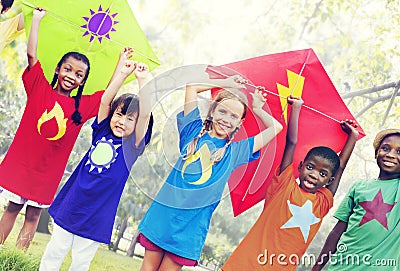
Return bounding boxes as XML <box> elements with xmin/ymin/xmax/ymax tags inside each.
<box><xmin>0</xmin><ymin>207</ymin><xmax>142</xmax><ymax>271</ymax></box>
<box><xmin>0</xmin><ymin>207</ymin><xmax>208</xmax><ymax>270</ymax></box>
<box><xmin>1</xmin><ymin>232</ymin><xmax>143</xmax><ymax>271</ymax></box>
<box><xmin>0</xmin><ymin>248</ymin><xmax>40</xmax><ymax>271</ymax></box>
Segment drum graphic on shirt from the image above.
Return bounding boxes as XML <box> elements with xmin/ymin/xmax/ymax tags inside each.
<box><xmin>86</xmin><ymin>137</ymin><xmax>121</xmax><ymax>173</ymax></box>
<box><xmin>37</xmin><ymin>102</ymin><xmax>68</xmax><ymax>140</ymax></box>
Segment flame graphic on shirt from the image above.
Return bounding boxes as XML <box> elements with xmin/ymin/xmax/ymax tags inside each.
<box><xmin>37</xmin><ymin>102</ymin><xmax>68</xmax><ymax>141</ymax></box>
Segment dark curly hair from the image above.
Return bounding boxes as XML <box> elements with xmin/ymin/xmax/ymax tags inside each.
<box><xmin>304</xmin><ymin>146</ymin><xmax>340</xmax><ymax>176</ymax></box>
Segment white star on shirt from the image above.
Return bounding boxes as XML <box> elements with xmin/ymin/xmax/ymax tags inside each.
<box><xmin>280</xmin><ymin>200</ymin><xmax>320</xmax><ymax>242</ymax></box>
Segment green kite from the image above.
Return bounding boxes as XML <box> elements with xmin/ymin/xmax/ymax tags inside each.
<box><xmin>22</xmin><ymin>0</ymin><xmax>160</xmax><ymax>94</ymax></box>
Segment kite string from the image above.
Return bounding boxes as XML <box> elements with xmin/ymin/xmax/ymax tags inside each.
<box><xmin>206</xmin><ymin>66</ymin><xmax>341</xmax><ymax>124</ymax></box>
<box><xmin>22</xmin><ymin>1</ymin><xmax>160</xmax><ymax>65</ymax></box>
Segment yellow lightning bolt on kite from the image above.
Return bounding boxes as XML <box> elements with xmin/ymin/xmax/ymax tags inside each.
<box><xmin>277</xmin><ymin>70</ymin><xmax>305</xmax><ymax>124</ymax></box>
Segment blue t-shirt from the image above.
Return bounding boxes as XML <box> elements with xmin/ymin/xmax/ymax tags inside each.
<box><xmin>139</xmin><ymin>108</ymin><xmax>260</xmax><ymax>260</ymax></box>
<box><xmin>49</xmin><ymin>116</ymin><xmax>146</xmax><ymax>243</ymax></box>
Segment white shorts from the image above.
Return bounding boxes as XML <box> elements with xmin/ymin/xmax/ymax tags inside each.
<box><xmin>0</xmin><ymin>186</ymin><xmax>50</xmax><ymax>208</ymax></box>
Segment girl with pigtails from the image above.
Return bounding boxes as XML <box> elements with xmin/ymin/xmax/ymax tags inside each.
<box><xmin>138</xmin><ymin>75</ymin><xmax>283</xmax><ymax>271</ymax></box>
<box><xmin>0</xmin><ymin>7</ymin><xmax>119</xmax><ymax>249</ymax></box>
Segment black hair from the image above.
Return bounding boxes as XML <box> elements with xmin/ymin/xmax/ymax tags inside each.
<box><xmin>304</xmin><ymin>146</ymin><xmax>340</xmax><ymax>176</ymax></box>
<box><xmin>50</xmin><ymin>52</ymin><xmax>90</xmax><ymax>125</ymax></box>
<box><xmin>110</xmin><ymin>93</ymin><xmax>153</xmax><ymax>151</ymax></box>
<box><xmin>110</xmin><ymin>93</ymin><xmax>139</xmax><ymax>116</ymax></box>
<box><xmin>1</xmin><ymin>0</ymin><xmax>14</xmax><ymax>13</ymax></box>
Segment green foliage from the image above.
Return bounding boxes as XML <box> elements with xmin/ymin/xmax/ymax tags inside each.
<box><xmin>0</xmin><ymin>248</ymin><xmax>40</xmax><ymax>271</ymax></box>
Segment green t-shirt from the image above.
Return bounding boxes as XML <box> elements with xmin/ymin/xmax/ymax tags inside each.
<box><xmin>327</xmin><ymin>178</ymin><xmax>399</xmax><ymax>271</ymax></box>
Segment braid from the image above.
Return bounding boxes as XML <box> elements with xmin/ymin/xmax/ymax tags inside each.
<box><xmin>50</xmin><ymin>73</ymin><xmax>58</xmax><ymax>88</ymax></box>
<box><xmin>211</xmin><ymin>126</ymin><xmax>239</xmax><ymax>163</ymax></box>
<box><xmin>71</xmin><ymin>85</ymin><xmax>84</xmax><ymax>125</ymax></box>
<box><xmin>183</xmin><ymin>125</ymin><xmax>208</xmax><ymax>160</ymax></box>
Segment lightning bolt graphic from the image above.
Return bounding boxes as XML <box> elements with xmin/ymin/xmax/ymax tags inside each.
<box><xmin>277</xmin><ymin>70</ymin><xmax>305</xmax><ymax>124</ymax></box>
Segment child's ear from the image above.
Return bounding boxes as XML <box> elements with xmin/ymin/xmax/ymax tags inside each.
<box><xmin>79</xmin><ymin>79</ymin><xmax>86</xmax><ymax>86</ymax></box>
<box><xmin>55</xmin><ymin>67</ymin><xmax>60</xmax><ymax>74</ymax></box>
<box><xmin>326</xmin><ymin>177</ymin><xmax>335</xmax><ymax>186</ymax></box>
<box><xmin>298</xmin><ymin>161</ymin><xmax>303</xmax><ymax>171</ymax></box>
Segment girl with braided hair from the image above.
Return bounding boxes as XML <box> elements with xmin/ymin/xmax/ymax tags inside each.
<box><xmin>138</xmin><ymin>75</ymin><xmax>283</xmax><ymax>271</ymax></box>
<box><xmin>0</xmin><ymin>8</ymin><xmax>111</xmax><ymax>249</ymax></box>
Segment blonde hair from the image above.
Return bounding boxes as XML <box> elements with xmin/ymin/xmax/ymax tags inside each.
<box><xmin>184</xmin><ymin>88</ymin><xmax>248</xmax><ymax>163</ymax></box>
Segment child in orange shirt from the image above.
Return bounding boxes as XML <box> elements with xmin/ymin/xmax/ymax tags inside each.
<box><xmin>222</xmin><ymin>96</ymin><xmax>359</xmax><ymax>271</ymax></box>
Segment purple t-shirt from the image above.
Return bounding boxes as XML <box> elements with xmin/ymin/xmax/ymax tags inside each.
<box><xmin>49</xmin><ymin>116</ymin><xmax>147</xmax><ymax>243</ymax></box>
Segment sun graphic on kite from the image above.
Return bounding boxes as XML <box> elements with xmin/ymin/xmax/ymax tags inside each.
<box><xmin>81</xmin><ymin>5</ymin><xmax>119</xmax><ymax>43</ymax></box>
<box><xmin>86</xmin><ymin>137</ymin><xmax>121</xmax><ymax>173</ymax></box>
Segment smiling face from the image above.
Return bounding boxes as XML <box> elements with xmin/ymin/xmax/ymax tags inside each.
<box><xmin>298</xmin><ymin>155</ymin><xmax>335</xmax><ymax>194</ymax></box>
<box><xmin>208</xmin><ymin>98</ymin><xmax>245</xmax><ymax>139</ymax></box>
<box><xmin>110</xmin><ymin>105</ymin><xmax>138</xmax><ymax>138</ymax></box>
<box><xmin>376</xmin><ymin>134</ymin><xmax>400</xmax><ymax>180</ymax></box>
<box><xmin>55</xmin><ymin>56</ymin><xmax>88</xmax><ymax>95</ymax></box>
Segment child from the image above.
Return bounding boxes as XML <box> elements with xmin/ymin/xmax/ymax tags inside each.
<box><xmin>0</xmin><ymin>0</ymin><xmax>24</xmax><ymax>53</ymax></box>
<box><xmin>312</xmin><ymin>129</ymin><xmax>400</xmax><ymax>271</ymax></box>
<box><xmin>39</xmin><ymin>53</ymin><xmax>153</xmax><ymax>271</ymax></box>
<box><xmin>0</xmin><ymin>7</ymin><xmax>106</xmax><ymax>249</ymax></box>
<box><xmin>138</xmin><ymin>77</ymin><xmax>283</xmax><ymax>271</ymax></box>
<box><xmin>222</xmin><ymin>96</ymin><xmax>359</xmax><ymax>271</ymax></box>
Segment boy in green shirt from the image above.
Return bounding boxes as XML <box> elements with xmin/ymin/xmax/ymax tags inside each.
<box><xmin>313</xmin><ymin>129</ymin><xmax>400</xmax><ymax>271</ymax></box>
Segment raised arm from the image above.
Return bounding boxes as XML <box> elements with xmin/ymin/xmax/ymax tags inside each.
<box><xmin>97</xmin><ymin>58</ymin><xmax>136</xmax><ymax>122</ymax></box>
<box><xmin>106</xmin><ymin>47</ymin><xmax>133</xmax><ymax>88</ymax></box>
<box><xmin>184</xmin><ymin>75</ymin><xmax>246</xmax><ymax>116</ymax></box>
<box><xmin>279</xmin><ymin>95</ymin><xmax>303</xmax><ymax>174</ymax></box>
<box><xmin>27</xmin><ymin>8</ymin><xmax>46</xmax><ymax>69</ymax></box>
<box><xmin>326</xmin><ymin>120</ymin><xmax>359</xmax><ymax>195</ymax></box>
<box><xmin>134</xmin><ymin>63</ymin><xmax>151</xmax><ymax>147</ymax></box>
<box><xmin>252</xmin><ymin>87</ymin><xmax>283</xmax><ymax>154</ymax></box>
<box><xmin>17</xmin><ymin>13</ymin><xmax>25</xmax><ymax>31</ymax></box>
<box><xmin>312</xmin><ymin>220</ymin><xmax>348</xmax><ymax>271</ymax></box>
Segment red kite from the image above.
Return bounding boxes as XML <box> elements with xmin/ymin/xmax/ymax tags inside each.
<box><xmin>207</xmin><ymin>48</ymin><xmax>365</xmax><ymax>217</ymax></box>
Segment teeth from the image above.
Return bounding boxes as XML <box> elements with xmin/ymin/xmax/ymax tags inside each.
<box><xmin>304</xmin><ymin>180</ymin><xmax>315</xmax><ymax>188</ymax></box>
<box><xmin>64</xmin><ymin>80</ymin><xmax>73</xmax><ymax>87</ymax></box>
<box><xmin>383</xmin><ymin>161</ymin><xmax>395</xmax><ymax>167</ymax></box>
<box><xmin>218</xmin><ymin>123</ymin><xmax>229</xmax><ymax>130</ymax></box>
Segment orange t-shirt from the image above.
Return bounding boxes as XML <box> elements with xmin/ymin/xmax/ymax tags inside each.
<box><xmin>222</xmin><ymin>164</ymin><xmax>333</xmax><ymax>271</ymax></box>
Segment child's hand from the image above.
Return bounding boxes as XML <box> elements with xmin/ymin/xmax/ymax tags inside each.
<box><xmin>251</xmin><ymin>86</ymin><xmax>267</xmax><ymax>111</ymax></box>
<box><xmin>120</xmin><ymin>47</ymin><xmax>134</xmax><ymax>61</ymax></box>
<box><xmin>340</xmin><ymin>119</ymin><xmax>359</xmax><ymax>138</ymax></box>
<box><xmin>225</xmin><ymin>75</ymin><xmax>247</xmax><ymax>89</ymax></box>
<box><xmin>287</xmin><ymin>95</ymin><xmax>304</xmax><ymax>109</ymax></box>
<box><xmin>33</xmin><ymin>7</ymin><xmax>46</xmax><ymax>20</ymax></box>
<box><xmin>134</xmin><ymin>63</ymin><xmax>149</xmax><ymax>80</ymax></box>
<box><xmin>120</xmin><ymin>60</ymin><xmax>137</xmax><ymax>76</ymax></box>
